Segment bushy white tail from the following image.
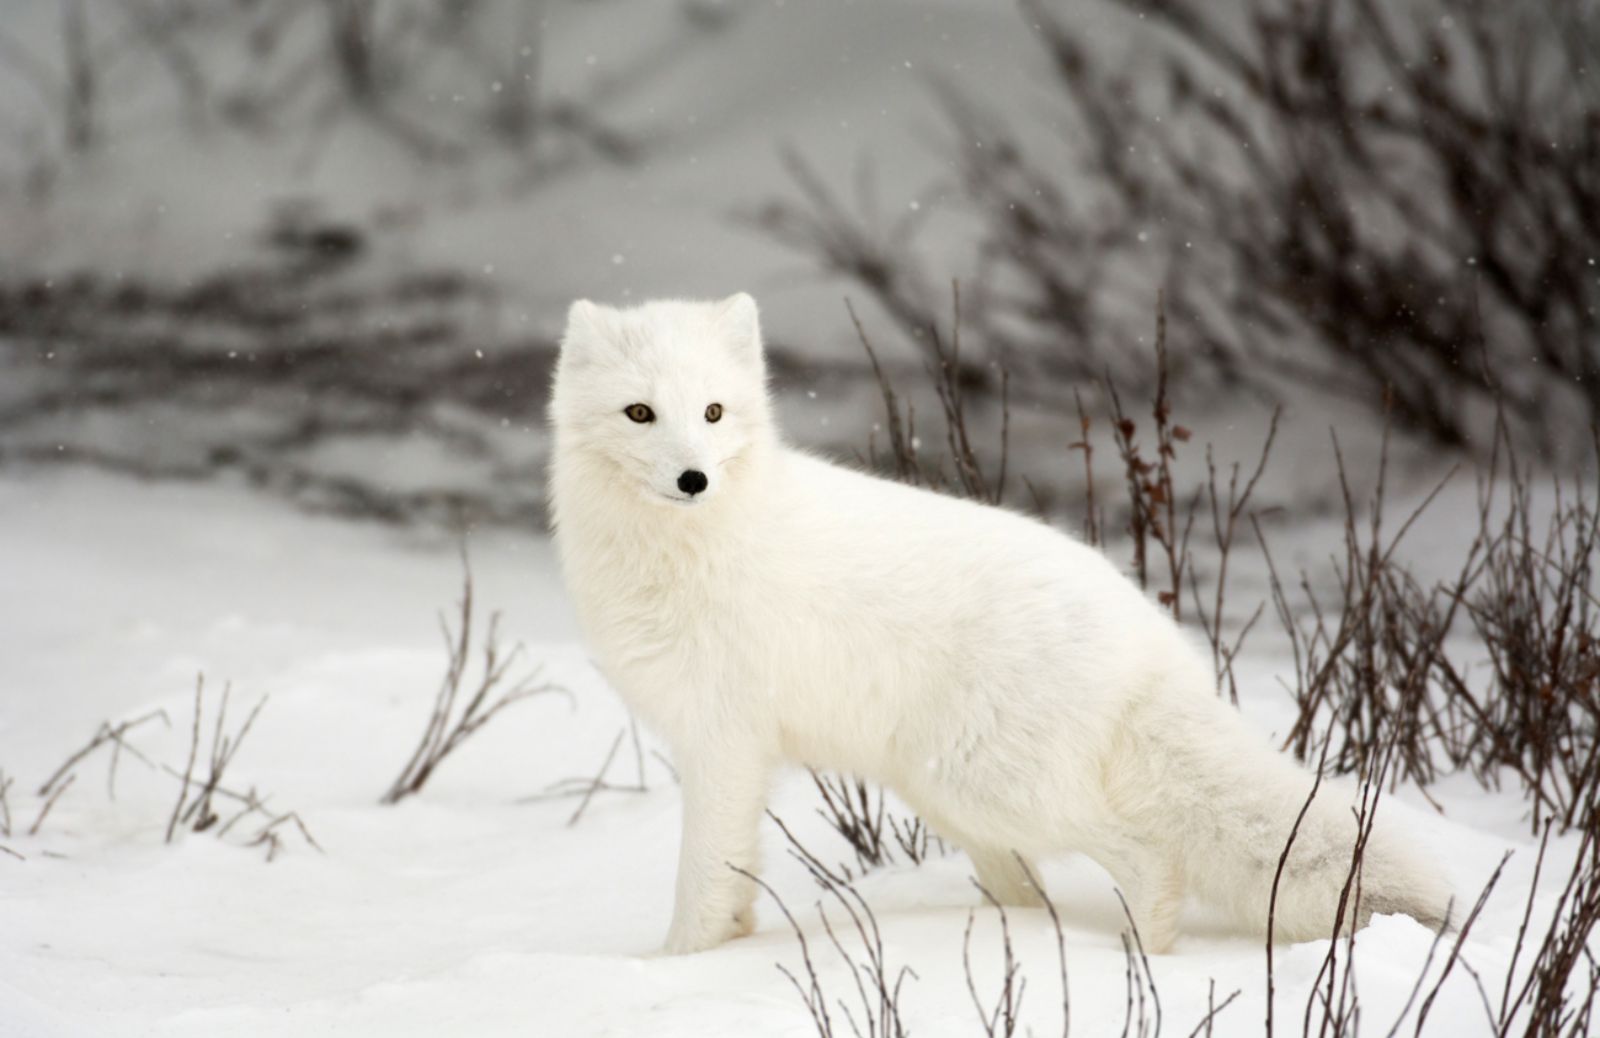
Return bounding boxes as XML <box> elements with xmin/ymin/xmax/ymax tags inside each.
<box><xmin>1178</xmin><ymin>732</ymin><xmax>1455</xmax><ymax>942</ymax></box>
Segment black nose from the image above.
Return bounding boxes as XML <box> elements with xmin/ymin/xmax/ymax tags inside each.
<box><xmin>677</xmin><ymin>469</ymin><xmax>709</xmax><ymax>496</ymax></box>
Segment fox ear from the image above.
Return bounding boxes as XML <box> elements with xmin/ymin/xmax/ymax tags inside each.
<box><xmin>565</xmin><ymin>298</ymin><xmax>606</xmax><ymax>340</ymax></box>
<box><xmin>562</xmin><ymin>299</ymin><xmax>618</xmax><ymax>362</ymax></box>
<box><xmin>716</xmin><ymin>292</ymin><xmax>762</xmax><ymax>365</ymax></box>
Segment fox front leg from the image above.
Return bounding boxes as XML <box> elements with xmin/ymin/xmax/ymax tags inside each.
<box><xmin>661</xmin><ymin>751</ymin><xmax>770</xmax><ymax>955</ymax></box>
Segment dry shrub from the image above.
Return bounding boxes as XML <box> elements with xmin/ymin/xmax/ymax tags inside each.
<box><xmin>1452</xmin><ymin>431</ymin><xmax>1600</xmax><ymax>832</ymax></box>
<box><xmin>383</xmin><ymin>551</ymin><xmax>567</xmax><ymax>804</ymax></box>
<box><xmin>523</xmin><ymin>716</ymin><xmax>679</xmax><ymax>827</ymax></box>
<box><xmin>1261</xmin><ymin>427</ymin><xmax>1461</xmax><ymax>790</ymax></box>
<box><xmin>963</xmin><ymin>860</ymin><xmax>1078</xmax><ymax>1038</ymax></box>
<box><xmin>740</xmin><ymin>816</ymin><xmax>917</xmax><ymax>1038</ymax></box>
<box><xmin>851</xmin><ymin>288</ymin><xmax>1011</xmax><ymax>506</ymax></box>
<box><xmin>807</xmin><ymin>771</ymin><xmax>944</xmax><ymax>876</ymax></box>
<box><xmin>21</xmin><ymin>677</ymin><xmax>318</xmax><ymax>861</ymax></box>
<box><xmin>0</xmin><ymin>1</ymin><xmax>739</xmax><ymax>177</ymax></box>
<box><xmin>1265</xmin><ymin>413</ymin><xmax>1600</xmax><ymax>836</ymax></box>
<box><xmin>762</xmin><ymin>0</ymin><xmax>1600</xmax><ymax>447</ymax></box>
<box><xmin>1059</xmin><ymin>0</ymin><xmax>1600</xmax><ymax>447</ymax></box>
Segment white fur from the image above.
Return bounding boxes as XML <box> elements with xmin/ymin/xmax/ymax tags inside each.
<box><xmin>548</xmin><ymin>295</ymin><xmax>1454</xmax><ymax>955</ymax></box>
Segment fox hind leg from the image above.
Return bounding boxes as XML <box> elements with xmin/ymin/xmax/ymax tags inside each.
<box><xmin>1097</xmin><ymin>837</ymin><xmax>1185</xmax><ymax>954</ymax></box>
<box><xmin>968</xmin><ymin>846</ymin><xmax>1047</xmax><ymax>908</ymax></box>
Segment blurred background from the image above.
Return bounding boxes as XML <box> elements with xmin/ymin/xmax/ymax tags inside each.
<box><xmin>0</xmin><ymin>0</ymin><xmax>1596</xmax><ymax>526</ymax></box>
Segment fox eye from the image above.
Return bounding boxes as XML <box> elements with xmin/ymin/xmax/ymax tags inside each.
<box><xmin>705</xmin><ymin>403</ymin><xmax>723</xmax><ymax>423</ymax></box>
<box><xmin>624</xmin><ymin>403</ymin><xmax>655</xmax><ymax>423</ymax></box>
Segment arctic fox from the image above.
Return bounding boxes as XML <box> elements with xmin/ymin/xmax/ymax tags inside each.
<box><xmin>548</xmin><ymin>294</ymin><xmax>1453</xmax><ymax>956</ymax></box>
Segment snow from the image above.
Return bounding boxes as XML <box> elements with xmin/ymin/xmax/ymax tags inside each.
<box><xmin>0</xmin><ymin>467</ymin><xmax>1587</xmax><ymax>1037</ymax></box>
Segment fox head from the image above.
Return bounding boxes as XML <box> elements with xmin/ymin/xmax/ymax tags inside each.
<box><xmin>550</xmin><ymin>294</ymin><xmax>775</xmax><ymax>508</ymax></box>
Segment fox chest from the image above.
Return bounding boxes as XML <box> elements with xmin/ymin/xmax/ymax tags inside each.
<box><xmin>570</xmin><ymin>570</ymin><xmax>763</xmax><ymax>721</ymax></box>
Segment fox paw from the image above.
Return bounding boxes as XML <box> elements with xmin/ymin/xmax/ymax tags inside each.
<box><xmin>661</xmin><ymin>910</ymin><xmax>752</xmax><ymax>956</ymax></box>
<box><xmin>732</xmin><ymin>903</ymin><xmax>757</xmax><ymax>939</ymax></box>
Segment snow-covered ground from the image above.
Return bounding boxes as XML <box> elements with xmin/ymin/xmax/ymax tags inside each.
<box><xmin>0</xmin><ymin>466</ymin><xmax>1585</xmax><ymax>1037</ymax></box>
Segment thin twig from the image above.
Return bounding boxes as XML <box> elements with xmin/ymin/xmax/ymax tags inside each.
<box><xmin>28</xmin><ymin>773</ymin><xmax>75</xmax><ymax>836</ymax></box>
<box><xmin>166</xmin><ymin>675</ymin><xmax>204</xmax><ymax>843</ymax></box>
